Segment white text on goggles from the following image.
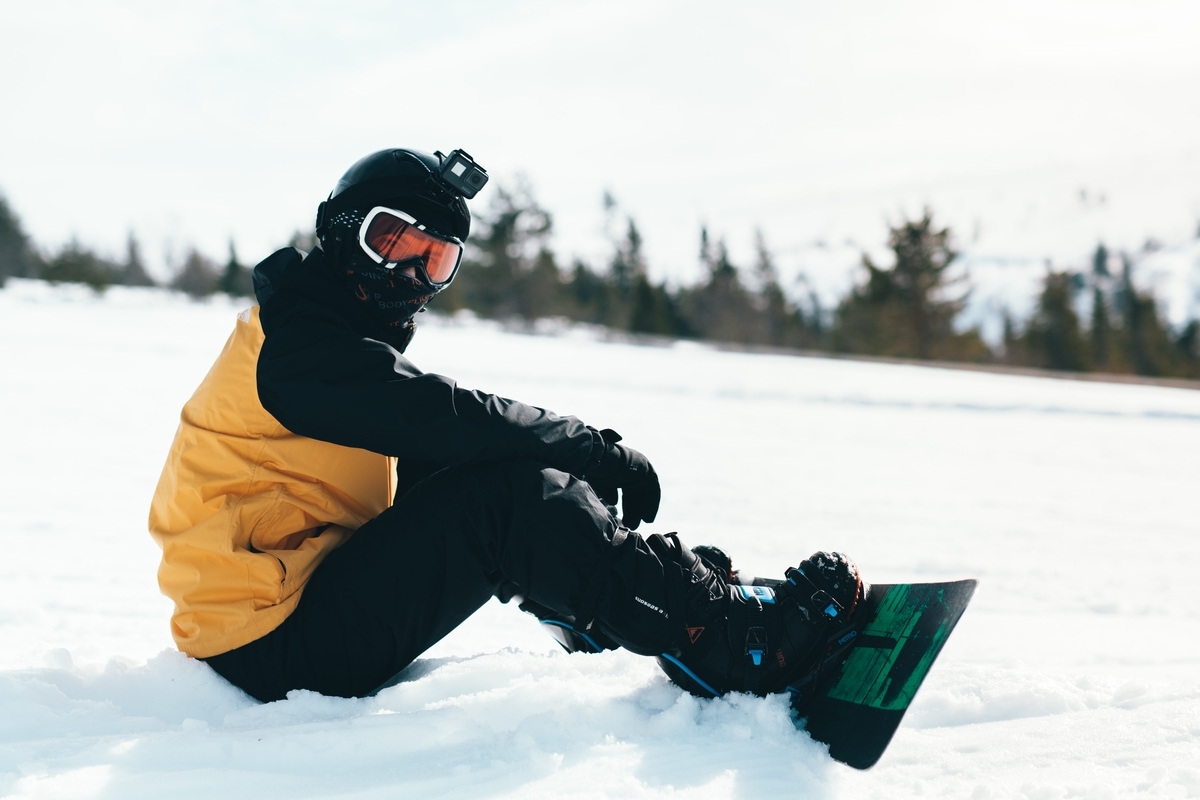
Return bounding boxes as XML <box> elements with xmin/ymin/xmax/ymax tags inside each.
<box><xmin>358</xmin><ymin>206</ymin><xmax>463</xmax><ymax>287</ymax></box>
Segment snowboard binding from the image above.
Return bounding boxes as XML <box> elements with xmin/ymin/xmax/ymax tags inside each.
<box><xmin>521</xmin><ymin>540</ymin><xmax>867</xmax><ymax>708</ymax></box>
<box><xmin>657</xmin><ymin>548</ymin><xmax>866</xmax><ymax>700</ymax></box>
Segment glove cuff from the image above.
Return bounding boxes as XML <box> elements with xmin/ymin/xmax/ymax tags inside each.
<box><xmin>583</xmin><ymin>426</ymin><xmax>621</xmax><ymax>476</ymax></box>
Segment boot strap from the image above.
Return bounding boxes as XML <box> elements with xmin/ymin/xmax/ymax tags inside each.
<box><xmin>743</xmin><ymin>625</ymin><xmax>768</xmax><ymax>695</ymax></box>
<box><xmin>730</xmin><ymin>587</ymin><xmax>771</xmax><ymax>695</ymax></box>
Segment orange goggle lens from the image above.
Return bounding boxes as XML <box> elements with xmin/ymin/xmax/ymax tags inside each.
<box><xmin>360</xmin><ymin>207</ymin><xmax>463</xmax><ymax>286</ymax></box>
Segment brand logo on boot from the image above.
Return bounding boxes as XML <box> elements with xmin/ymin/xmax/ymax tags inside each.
<box><xmin>635</xmin><ymin>596</ymin><xmax>668</xmax><ymax>618</ymax></box>
<box><xmin>686</xmin><ymin>626</ymin><xmax>705</xmax><ymax>644</ymax></box>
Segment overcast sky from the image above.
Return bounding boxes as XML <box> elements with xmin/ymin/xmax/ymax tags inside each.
<box><xmin>2</xmin><ymin>0</ymin><xmax>1198</xmax><ymax>283</ymax></box>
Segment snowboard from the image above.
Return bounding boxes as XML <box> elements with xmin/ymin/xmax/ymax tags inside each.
<box><xmin>790</xmin><ymin>579</ymin><xmax>977</xmax><ymax>769</ymax></box>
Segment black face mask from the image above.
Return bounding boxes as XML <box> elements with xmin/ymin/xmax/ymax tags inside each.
<box><xmin>327</xmin><ymin>208</ymin><xmax>441</xmax><ymax>351</ymax></box>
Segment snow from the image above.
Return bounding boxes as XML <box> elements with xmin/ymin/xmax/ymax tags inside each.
<box><xmin>2</xmin><ymin>279</ymin><xmax>1199</xmax><ymax>798</ymax></box>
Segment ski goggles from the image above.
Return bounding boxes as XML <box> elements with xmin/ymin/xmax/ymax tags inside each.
<box><xmin>358</xmin><ymin>206</ymin><xmax>464</xmax><ymax>287</ymax></box>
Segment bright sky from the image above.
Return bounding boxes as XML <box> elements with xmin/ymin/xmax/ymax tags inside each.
<box><xmin>2</xmin><ymin>0</ymin><xmax>1199</xmax><ymax>283</ymax></box>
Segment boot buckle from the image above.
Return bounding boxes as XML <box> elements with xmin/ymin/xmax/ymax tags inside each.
<box><xmin>745</xmin><ymin>626</ymin><xmax>768</xmax><ymax>667</ymax></box>
<box><xmin>809</xmin><ymin>589</ymin><xmax>843</xmax><ymax>620</ymax></box>
<box><xmin>785</xmin><ymin>567</ymin><xmax>845</xmax><ymax>621</ymax></box>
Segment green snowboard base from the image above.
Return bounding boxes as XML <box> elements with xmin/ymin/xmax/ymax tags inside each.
<box><xmin>793</xmin><ymin>579</ymin><xmax>977</xmax><ymax>769</ymax></box>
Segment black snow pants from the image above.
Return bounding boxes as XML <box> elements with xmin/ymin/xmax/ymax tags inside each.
<box><xmin>204</xmin><ymin>459</ymin><xmax>678</xmax><ymax>702</ymax></box>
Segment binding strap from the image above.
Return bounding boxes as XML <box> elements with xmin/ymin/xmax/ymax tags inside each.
<box><xmin>784</xmin><ymin>566</ymin><xmax>846</xmax><ymax>622</ymax></box>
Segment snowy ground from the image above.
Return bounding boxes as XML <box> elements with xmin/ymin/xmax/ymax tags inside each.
<box><xmin>1</xmin><ymin>280</ymin><xmax>1198</xmax><ymax>799</ymax></box>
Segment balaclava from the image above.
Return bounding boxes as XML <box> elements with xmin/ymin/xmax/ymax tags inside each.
<box><xmin>325</xmin><ymin>206</ymin><xmax>438</xmax><ymax>350</ymax></box>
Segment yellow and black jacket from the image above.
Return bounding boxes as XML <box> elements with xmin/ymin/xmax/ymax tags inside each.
<box><xmin>149</xmin><ymin>247</ymin><xmax>598</xmax><ymax>658</ymax></box>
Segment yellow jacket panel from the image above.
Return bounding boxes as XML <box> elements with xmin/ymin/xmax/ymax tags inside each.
<box><xmin>148</xmin><ymin>306</ymin><xmax>395</xmax><ymax>658</ymax></box>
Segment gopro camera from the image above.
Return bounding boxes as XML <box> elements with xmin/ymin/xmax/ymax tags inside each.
<box><xmin>436</xmin><ymin>149</ymin><xmax>489</xmax><ymax>199</ymax></box>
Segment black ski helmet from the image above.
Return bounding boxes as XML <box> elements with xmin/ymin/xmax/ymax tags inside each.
<box><xmin>315</xmin><ymin>148</ymin><xmax>473</xmax><ymax>253</ymax></box>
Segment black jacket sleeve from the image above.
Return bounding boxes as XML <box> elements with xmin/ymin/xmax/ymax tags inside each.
<box><xmin>255</xmin><ymin>248</ymin><xmax>598</xmax><ymax>474</ymax></box>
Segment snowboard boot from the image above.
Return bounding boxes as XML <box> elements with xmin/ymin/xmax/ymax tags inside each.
<box><xmin>654</xmin><ymin>537</ymin><xmax>865</xmax><ymax>699</ymax></box>
<box><xmin>524</xmin><ymin>542</ymin><xmax>742</xmax><ymax>655</ymax></box>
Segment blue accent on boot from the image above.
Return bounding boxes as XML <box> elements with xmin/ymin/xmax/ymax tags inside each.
<box><xmin>540</xmin><ymin>619</ymin><xmax>605</xmax><ymax>654</ymax></box>
<box><xmin>658</xmin><ymin>653</ymin><xmax>723</xmax><ymax>698</ymax></box>
<box><xmin>736</xmin><ymin>585</ymin><xmax>776</xmax><ymax>604</ymax></box>
<box><xmin>745</xmin><ymin>626</ymin><xmax>768</xmax><ymax>667</ymax></box>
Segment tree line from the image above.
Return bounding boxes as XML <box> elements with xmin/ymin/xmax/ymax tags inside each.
<box><xmin>2</xmin><ymin>187</ymin><xmax>1197</xmax><ymax>380</ymax></box>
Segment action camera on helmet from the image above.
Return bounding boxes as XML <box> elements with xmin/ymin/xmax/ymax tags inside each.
<box><xmin>435</xmin><ymin>149</ymin><xmax>488</xmax><ymax>199</ymax></box>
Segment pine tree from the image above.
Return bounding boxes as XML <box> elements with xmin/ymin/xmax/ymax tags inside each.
<box><xmin>171</xmin><ymin>247</ymin><xmax>221</xmax><ymax>298</ymax></box>
<box><xmin>752</xmin><ymin>230</ymin><xmax>810</xmax><ymax>347</ymax></box>
<box><xmin>681</xmin><ymin>230</ymin><xmax>757</xmax><ymax>343</ymax></box>
<box><xmin>1116</xmin><ymin>256</ymin><xmax>1176</xmax><ymax>376</ymax></box>
<box><xmin>609</xmin><ymin>213</ymin><xmax>640</xmax><ymax>299</ymax></box>
<box><xmin>515</xmin><ymin>246</ymin><xmax>564</xmax><ymax>320</ymax></box>
<box><xmin>833</xmin><ymin>210</ymin><xmax>982</xmax><ymax>360</ymax></box>
<box><xmin>1021</xmin><ymin>270</ymin><xmax>1089</xmax><ymax>371</ymax></box>
<box><xmin>219</xmin><ymin>240</ymin><xmax>253</xmax><ymax>297</ymax></box>
<box><xmin>121</xmin><ymin>232</ymin><xmax>156</xmax><ymax>287</ymax></box>
<box><xmin>604</xmin><ymin>217</ymin><xmax>651</xmax><ymax>329</ymax></box>
<box><xmin>565</xmin><ymin>258</ymin><xmax>613</xmax><ymax>325</ymax></box>
<box><xmin>0</xmin><ymin>194</ymin><xmax>41</xmax><ymax>282</ymax></box>
<box><xmin>1086</xmin><ymin>244</ymin><xmax>1112</xmax><ymax>370</ymax></box>
<box><xmin>1090</xmin><ymin>285</ymin><xmax>1113</xmax><ymax>370</ymax></box>
<box><xmin>447</xmin><ymin>181</ymin><xmax>553</xmax><ymax>319</ymax></box>
<box><xmin>1091</xmin><ymin>242</ymin><xmax>1110</xmax><ymax>278</ymax></box>
<box><xmin>1176</xmin><ymin>321</ymin><xmax>1199</xmax><ymax>376</ymax></box>
<box><xmin>629</xmin><ymin>273</ymin><xmax>680</xmax><ymax>336</ymax></box>
<box><xmin>42</xmin><ymin>239</ymin><xmax>121</xmax><ymax>291</ymax></box>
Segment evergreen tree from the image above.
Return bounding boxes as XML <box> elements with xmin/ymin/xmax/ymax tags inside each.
<box><xmin>1088</xmin><ymin>243</ymin><xmax>1113</xmax><ymax>370</ymax></box>
<box><xmin>629</xmin><ymin>273</ymin><xmax>680</xmax><ymax>336</ymax></box>
<box><xmin>1176</xmin><ymin>320</ymin><xmax>1199</xmax><ymax>376</ymax></box>
<box><xmin>597</xmin><ymin>193</ymin><xmax>662</xmax><ymax>331</ymax></box>
<box><xmin>750</xmin><ymin>230</ymin><xmax>817</xmax><ymax>348</ymax></box>
<box><xmin>219</xmin><ymin>240</ymin><xmax>253</xmax><ymax>297</ymax></box>
<box><xmin>1091</xmin><ymin>242</ymin><xmax>1110</xmax><ymax>278</ymax></box>
<box><xmin>120</xmin><ymin>232</ymin><xmax>156</xmax><ymax>287</ymax></box>
<box><xmin>796</xmin><ymin>274</ymin><xmax>827</xmax><ymax>343</ymax></box>
<box><xmin>680</xmin><ymin>230</ymin><xmax>757</xmax><ymax>343</ymax></box>
<box><xmin>42</xmin><ymin>239</ymin><xmax>121</xmax><ymax>291</ymax></box>
<box><xmin>562</xmin><ymin>259</ymin><xmax>610</xmax><ymax>324</ymax></box>
<box><xmin>1020</xmin><ymin>270</ymin><xmax>1089</xmax><ymax>371</ymax></box>
<box><xmin>0</xmin><ymin>194</ymin><xmax>42</xmax><ymax>282</ymax></box>
<box><xmin>833</xmin><ymin>210</ymin><xmax>982</xmax><ymax>360</ymax></box>
<box><xmin>1116</xmin><ymin>256</ymin><xmax>1176</xmax><ymax>376</ymax></box>
<box><xmin>608</xmin><ymin>207</ymin><xmax>639</xmax><ymax>299</ymax></box>
<box><xmin>752</xmin><ymin>230</ymin><xmax>786</xmax><ymax>345</ymax></box>
<box><xmin>443</xmin><ymin>181</ymin><xmax>553</xmax><ymax>319</ymax></box>
<box><xmin>1090</xmin><ymin>285</ymin><xmax>1113</xmax><ymax>370</ymax></box>
<box><xmin>171</xmin><ymin>247</ymin><xmax>221</xmax><ymax>298</ymax></box>
<box><xmin>1176</xmin><ymin>321</ymin><xmax>1200</xmax><ymax>379</ymax></box>
<box><xmin>1001</xmin><ymin>311</ymin><xmax>1022</xmax><ymax>361</ymax></box>
<box><xmin>606</xmin><ymin>217</ymin><xmax>650</xmax><ymax>329</ymax></box>
<box><xmin>515</xmin><ymin>246</ymin><xmax>565</xmax><ymax>321</ymax></box>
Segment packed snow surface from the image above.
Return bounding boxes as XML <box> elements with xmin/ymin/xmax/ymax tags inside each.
<box><xmin>1</xmin><ymin>280</ymin><xmax>1198</xmax><ymax>799</ymax></box>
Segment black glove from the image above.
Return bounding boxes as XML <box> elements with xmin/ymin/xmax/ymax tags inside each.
<box><xmin>583</xmin><ymin>428</ymin><xmax>661</xmax><ymax>529</ymax></box>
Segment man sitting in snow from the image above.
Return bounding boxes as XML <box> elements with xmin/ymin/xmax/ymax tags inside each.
<box><xmin>148</xmin><ymin>146</ymin><xmax>863</xmax><ymax>703</ymax></box>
